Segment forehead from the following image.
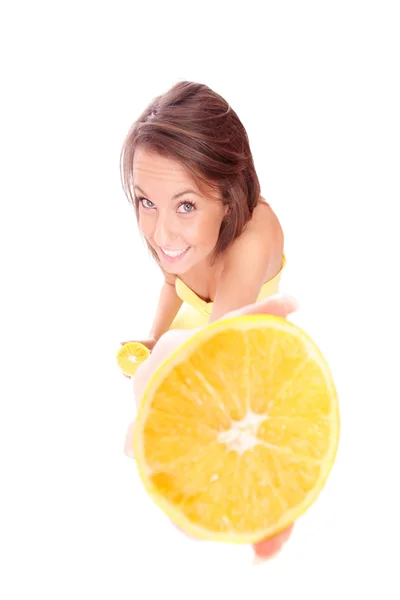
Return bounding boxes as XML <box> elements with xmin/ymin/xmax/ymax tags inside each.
<box><xmin>133</xmin><ymin>147</ymin><xmax>196</xmax><ymax>188</ymax></box>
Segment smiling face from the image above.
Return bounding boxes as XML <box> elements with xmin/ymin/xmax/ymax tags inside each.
<box><xmin>132</xmin><ymin>147</ymin><xmax>228</xmax><ymax>274</ymax></box>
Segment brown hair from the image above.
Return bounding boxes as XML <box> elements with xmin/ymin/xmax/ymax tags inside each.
<box><xmin>120</xmin><ymin>80</ymin><xmax>261</xmax><ymax>265</ymax></box>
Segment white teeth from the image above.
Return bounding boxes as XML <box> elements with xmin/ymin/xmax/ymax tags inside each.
<box><xmin>161</xmin><ymin>247</ymin><xmax>189</xmax><ymax>257</ymax></box>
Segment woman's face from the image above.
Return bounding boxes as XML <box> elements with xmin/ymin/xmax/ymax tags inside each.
<box><xmin>132</xmin><ymin>147</ymin><xmax>228</xmax><ymax>274</ymax></box>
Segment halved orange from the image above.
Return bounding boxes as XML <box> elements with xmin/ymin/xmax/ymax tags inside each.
<box><xmin>133</xmin><ymin>314</ymin><xmax>339</xmax><ymax>543</ymax></box>
<box><xmin>116</xmin><ymin>342</ymin><xmax>150</xmax><ymax>377</ymax></box>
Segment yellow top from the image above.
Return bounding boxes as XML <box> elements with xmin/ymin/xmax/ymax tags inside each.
<box><xmin>175</xmin><ymin>255</ymin><xmax>287</xmax><ymax>318</ymax></box>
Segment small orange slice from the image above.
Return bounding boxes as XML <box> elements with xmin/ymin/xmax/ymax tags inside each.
<box><xmin>133</xmin><ymin>314</ymin><xmax>339</xmax><ymax>543</ymax></box>
<box><xmin>116</xmin><ymin>342</ymin><xmax>150</xmax><ymax>377</ymax></box>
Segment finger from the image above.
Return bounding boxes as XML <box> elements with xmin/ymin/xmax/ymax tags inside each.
<box><xmin>222</xmin><ymin>293</ymin><xmax>299</xmax><ymax>321</ymax></box>
<box><xmin>252</xmin><ymin>524</ymin><xmax>294</xmax><ymax>563</ymax></box>
<box><xmin>123</xmin><ymin>421</ymin><xmax>135</xmax><ymax>458</ymax></box>
<box><xmin>133</xmin><ymin>330</ymin><xmax>192</xmax><ymax>405</ymax></box>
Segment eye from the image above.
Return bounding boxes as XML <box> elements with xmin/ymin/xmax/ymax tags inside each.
<box><xmin>177</xmin><ymin>201</ymin><xmax>196</xmax><ymax>214</ymax></box>
<box><xmin>138</xmin><ymin>197</ymin><xmax>155</xmax><ymax>209</ymax></box>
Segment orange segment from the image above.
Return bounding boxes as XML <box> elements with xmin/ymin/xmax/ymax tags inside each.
<box><xmin>116</xmin><ymin>342</ymin><xmax>150</xmax><ymax>376</ymax></box>
<box><xmin>133</xmin><ymin>314</ymin><xmax>339</xmax><ymax>543</ymax></box>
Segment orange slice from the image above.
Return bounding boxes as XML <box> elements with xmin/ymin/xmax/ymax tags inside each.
<box><xmin>133</xmin><ymin>314</ymin><xmax>339</xmax><ymax>543</ymax></box>
<box><xmin>116</xmin><ymin>342</ymin><xmax>150</xmax><ymax>377</ymax></box>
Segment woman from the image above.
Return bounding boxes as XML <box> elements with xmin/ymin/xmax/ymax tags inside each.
<box><xmin>120</xmin><ymin>81</ymin><xmax>293</xmax><ymax>561</ymax></box>
<box><xmin>120</xmin><ymin>80</ymin><xmax>285</xmax><ymax>346</ymax></box>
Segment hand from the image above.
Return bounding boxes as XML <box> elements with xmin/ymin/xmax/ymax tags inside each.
<box><xmin>124</xmin><ymin>293</ymin><xmax>299</xmax><ymax>562</ymax></box>
<box><xmin>119</xmin><ymin>337</ymin><xmax>157</xmax><ymax>378</ymax></box>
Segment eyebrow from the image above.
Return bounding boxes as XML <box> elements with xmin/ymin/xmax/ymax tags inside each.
<box><xmin>134</xmin><ymin>185</ymin><xmax>201</xmax><ymax>201</ymax></box>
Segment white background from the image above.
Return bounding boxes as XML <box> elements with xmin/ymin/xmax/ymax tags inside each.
<box><xmin>1</xmin><ymin>1</ymin><xmax>399</xmax><ymax>598</ymax></box>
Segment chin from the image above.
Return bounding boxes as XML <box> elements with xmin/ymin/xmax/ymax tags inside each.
<box><xmin>162</xmin><ymin>262</ymin><xmax>187</xmax><ymax>275</ymax></box>
<box><xmin>155</xmin><ymin>245</ymin><xmax>195</xmax><ymax>274</ymax></box>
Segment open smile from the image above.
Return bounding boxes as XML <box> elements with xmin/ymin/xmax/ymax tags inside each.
<box><xmin>158</xmin><ymin>246</ymin><xmax>190</xmax><ymax>262</ymax></box>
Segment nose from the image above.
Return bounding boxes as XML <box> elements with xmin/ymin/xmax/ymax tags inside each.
<box><xmin>153</xmin><ymin>213</ymin><xmax>177</xmax><ymax>247</ymax></box>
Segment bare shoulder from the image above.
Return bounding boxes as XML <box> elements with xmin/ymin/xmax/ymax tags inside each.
<box><xmin>248</xmin><ymin>197</ymin><xmax>282</xmax><ymax>235</ymax></box>
<box><xmin>209</xmin><ymin>198</ymin><xmax>284</xmax><ymax>319</ymax></box>
<box><xmin>223</xmin><ymin>197</ymin><xmax>284</xmax><ymax>276</ymax></box>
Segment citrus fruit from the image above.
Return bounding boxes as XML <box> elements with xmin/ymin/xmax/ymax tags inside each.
<box><xmin>133</xmin><ymin>314</ymin><xmax>339</xmax><ymax>543</ymax></box>
<box><xmin>116</xmin><ymin>342</ymin><xmax>150</xmax><ymax>377</ymax></box>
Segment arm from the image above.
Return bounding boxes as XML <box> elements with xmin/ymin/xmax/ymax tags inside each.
<box><xmin>210</xmin><ymin>206</ymin><xmax>284</xmax><ymax>322</ymax></box>
<box><xmin>148</xmin><ymin>273</ymin><xmax>183</xmax><ymax>341</ymax></box>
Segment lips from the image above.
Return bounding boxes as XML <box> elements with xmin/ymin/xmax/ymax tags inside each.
<box><xmin>158</xmin><ymin>245</ymin><xmax>190</xmax><ymax>263</ymax></box>
<box><xmin>160</xmin><ymin>246</ymin><xmax>189</xmax><ymax>257</ymax></box>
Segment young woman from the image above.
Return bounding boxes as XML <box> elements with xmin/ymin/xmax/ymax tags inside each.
<box><xmin>120</xmin><ymin>81</ymin><xmax>293</xmax><ymax>562</ymax></box>
<box><xmin>120</xmin><ymin>80</ymin><xmax>285</xmax><ymax>350</ymax></box>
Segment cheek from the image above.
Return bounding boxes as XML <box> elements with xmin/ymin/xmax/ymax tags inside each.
<box><xmin>190</xmin><ymin>215</ymin><xmax>222</xmax><ymax>246</ymax></box>
<box><xmin>138</xmin><ymin>213</ymin><xmax>153</xmax><ymax>237</ymax></box>
<box><xmin>204</xmin><ymin>218</ymin><xmax>223</xmax><ymax>245</ymax></box>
